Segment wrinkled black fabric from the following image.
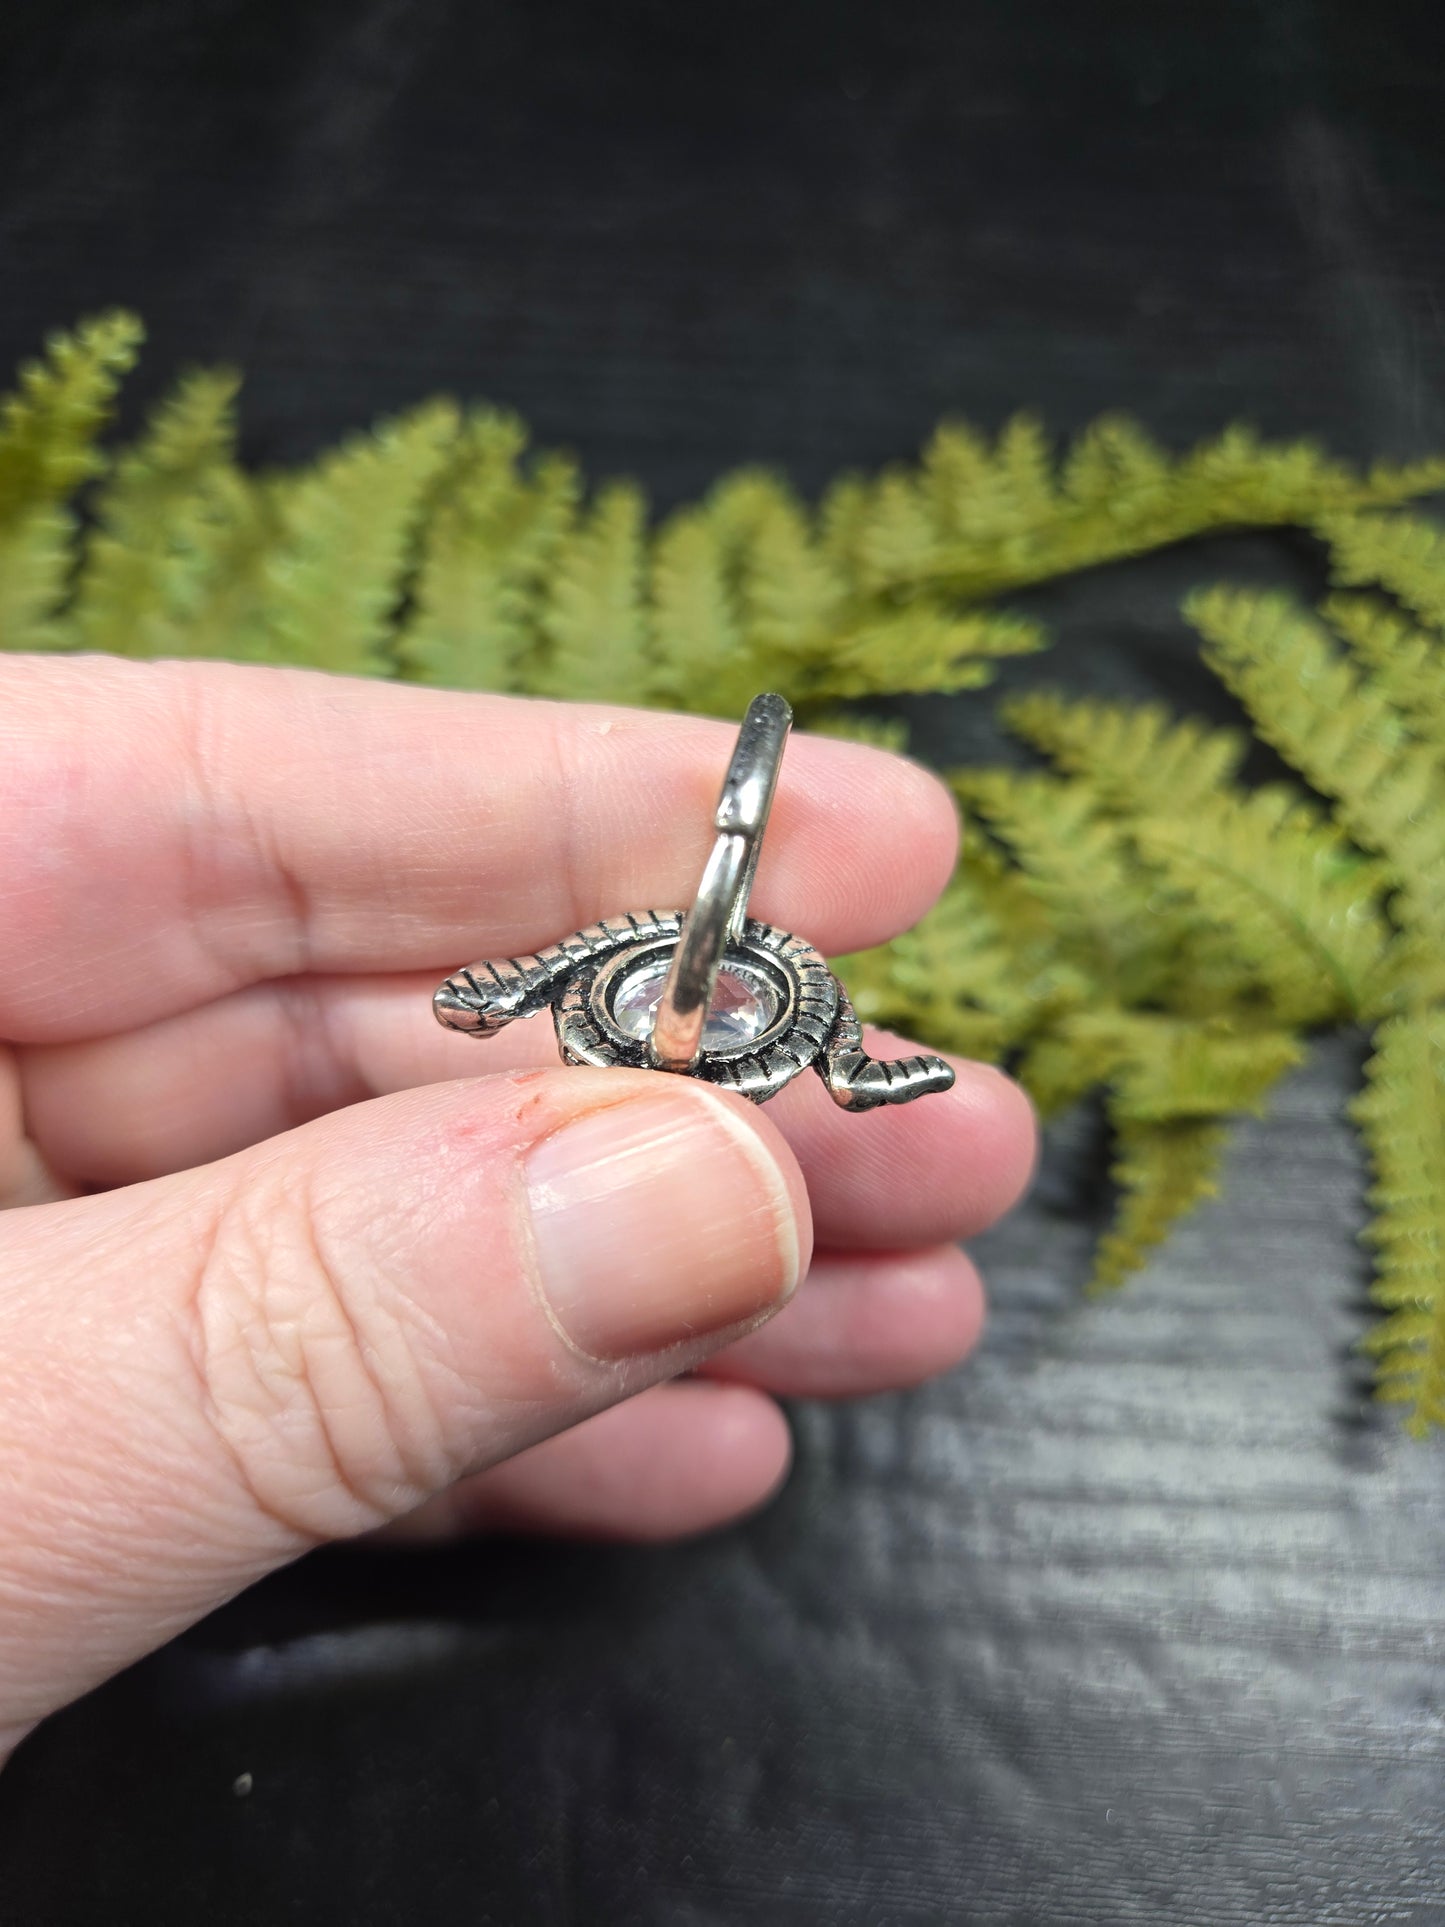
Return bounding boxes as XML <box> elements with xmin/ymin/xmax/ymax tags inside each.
<box><xmin>2</xmin><ymin>4</ymin><xmax>1444</xmax><ymax>1921</ymax></box>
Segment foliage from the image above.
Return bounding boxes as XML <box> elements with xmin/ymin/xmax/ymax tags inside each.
<box><xmin>4</xmin><ymin>315</ymin><xmax>1445</xmax><ymax>1431</ymax></box>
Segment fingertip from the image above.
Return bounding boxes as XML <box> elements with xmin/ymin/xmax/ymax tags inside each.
<box><xmin>771</xmin><ymin>1032</ymin><xmax>1038</xmax><ymax>1250</ymax></box>
<box><xmin>892</xmin><ymin>749</ymin><xmax>964</xmax><ymax>904</ymax></box>
<box><xmin>933</xmin><ymin>1050</ymin><xmax>1039</xmax><ymax>1222</ymax></box>
<box><xmin>702</xmin><ymin>1380</ymin><xmax>795</xmax><ymax>1514</ymax></box>
<box><xmin>700</xmin><ymin>1243</ymin><xmax>986</xmax><ymax>1399</ymax></box>
<box><xmin>756</xmin><ymin>730</ymin><xmax>962</xmax><ymax>949</ymax></box>
<box><xmin>374</xmin><ymin>1381</ymin><xmax>793</xmax><ymax>1545</ymax></box>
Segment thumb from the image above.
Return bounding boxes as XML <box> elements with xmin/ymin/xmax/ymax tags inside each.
<box><xmin>0</xmin><ymin>1067</ymin><xmax>808</xmax><ymax>1750</ymax></box>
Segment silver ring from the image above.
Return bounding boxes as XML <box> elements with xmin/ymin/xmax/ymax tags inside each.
<box><xmin>648</xmin><ymin>692</ymin><xmax>791</xmax><ymax>1072</ymax></box>
<box><xmin>432</xmin><ymin>694</ymin><xmax>956</xmax><ymax>1112</ymax></box>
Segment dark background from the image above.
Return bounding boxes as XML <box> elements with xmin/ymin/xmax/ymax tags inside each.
<box><xmin>2</xmin><ymin>3</ymin><xmax>1445</xmax><ymax>1921</ymax></box>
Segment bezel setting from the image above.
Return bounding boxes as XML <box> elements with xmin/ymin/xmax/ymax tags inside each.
<box><xmin>554</xmin><ymin>915</ymin><xmax>841</xmax><ymax>1102</ymax></box>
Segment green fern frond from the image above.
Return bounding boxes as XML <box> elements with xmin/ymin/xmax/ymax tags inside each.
<box><xmin>648</xmin><ymin>508</ymin><xmax>758</xmax><ymax>714</ymax></box>
<box><xmin>69</xmin><ymin>367</ymin><xmax>242</xmax><ymax>658</ymax></box>
<box><xmin>1027</xmin><ymin>1009</ymin><xmax>1300</xmax><ymax>1287</ymax></box>
<box><xmin>1132</xmin><ymin>786</ymin><xmax>1394</xmax><ymax>1026</ymax></box>
<box><xmin>1187</xmin><ymin>586</ymin><xmax>1445</xmax><ymax>940</ymax></box>
<box><xmin>843</xmin><ymin>467</ymin><xmax>941</xmax><ymax>589</ymax></box>
<box><xmin>1014</xmin><ymin>1024</ymin><xmax>1128</xmax><ymax>1117</ymax></box>
<box><xmin>837</xmin><ymin>860</ymin><xmax>1081</xmax><ymax>1065</ymax></box>
<box><xmin>815</xmin><ymin>471</ymin><xmax>871</xmax><ymax>572</ymax></box>
<box><xmin>1092</xmin><ymin>1116</ymin><xmax>1228</xmax><ymax>1291</ymax></box>
<box><xmin>0</xmin><ymin>310</ymin><xmax>143</xmax><ymax>518</ymax></box>
<box><xmin>0</xmin><ymin>311</ymin><xmax>144</xmax><ymax>649</ymax></box>
<box><xmin>1058</xmin><ymin>414</ymin><xmax>1171</xmax><ymax>507</ymax></box>
<box><xmin>1322</xmin><ymin>593</ymin><xmax>1445</xmax><ymax>753</ymax></box>
<box><xmin>816</xmin><ymin>602</ymin><xmax>1046</xmax><ymax>700</ymax></box>
<box><xmin>1021</xmin><ymin>1007</ymin><xmax>1301</xmax><ymax>1135</ymax></box>
<box><xmin>1352</xmin><ymin>1010</ymin><xmax>1445</xmax><ymax>1434</ymax></box>
<box><xmin>533</xmin><ymin>480</ymin><xmax>651</xmax><ymax>704</ymax></box>
<box><xmin>1319</xmin><ymin>509</ymin><xmax>1445</xmax><ymax>633</ymax></box>
<box><xmin>1002</xmin><ymin>690</ymin><xmax>1247</xmax><ymax>815</ymax></box>
<box><xmin>1104</xmin><ymin>1014</ymin><xmax>1304</xmax><ymax>1122</ymax></box>
<box><xmin>917</xmin><ymin>420</ymin><xmax>996</xmax><ymax>541</ymax></box>
<box><xmin>261</xmin><ymin>401</ymin><xmax>459</xmax><ymax>676</ymax></box>
<box><xmin>728</xmin><ymin>479</ymin><xmax>842</xmax><ymax>665</ymax></box>
<box><xmin>861</xmin><ymin>420</ymin><xmax>1445</xmax><ymax>600</ymax></box>
<box><xmin>837</xmin><ymin>898</ymin><xmax>1018</xmax><ymax>1063</ymax></box>
<box><xmin>400</xmin><ymin>410</ymin><xmax>577</xmax><ymax>691</ymax></box>
<box><xmin>954</xmin><ymin>771</ymin><xmax>1179</xmax><ymax>1006</ymax></box>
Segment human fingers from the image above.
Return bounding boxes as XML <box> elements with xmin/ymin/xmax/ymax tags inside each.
<box><xmin>698</xmin><ymin>1243</ymin><xmax>986</xmax><ymax>1398</ymax></box>
<box><xmin>0</xmin><ymin>656</ymin><xmax>958</xmax><ymax>1044</ymax></box>
<box><xmin>24</xmin><ymin>972</ymin><xmax>1036</xmax><ymax>1250</ymax></box>
<box><xmin>376</xmin><ymin>1381</ymin><xmax>792</xmax><ymax>1545</ymax></box>
<box><xmin>0</xmin><ymin>1068</ymin><xmax>808</xmax><ymax>1755</ymax></box>
<box><xmin>382</xmin><ymin>1246</ymin><xmax>986</xmax><ymax>1549</ymax></box>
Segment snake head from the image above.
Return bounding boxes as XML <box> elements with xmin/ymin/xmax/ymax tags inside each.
<box><xmin>433</xmin><ymin>962</ymin><xmax>551</xmax><ymax>1037</ymax></box>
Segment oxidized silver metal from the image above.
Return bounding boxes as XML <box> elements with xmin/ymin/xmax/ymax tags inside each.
<box><xmin>432</xmin><ymin>693</ymin><xmax>955</xmax><ymax>1111</ymax></box>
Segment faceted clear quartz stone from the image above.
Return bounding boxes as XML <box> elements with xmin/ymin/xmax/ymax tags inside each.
<box><xmin>612</xmin><ymin>957</ymin><xmax>778</xmax><ymax>1051</ymax></box>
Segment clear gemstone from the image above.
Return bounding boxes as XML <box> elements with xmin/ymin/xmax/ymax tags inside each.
<box><xmin>612</xmin><ymin>958</ymin><xmax>777</xmax><ymax>1049</ymax></box>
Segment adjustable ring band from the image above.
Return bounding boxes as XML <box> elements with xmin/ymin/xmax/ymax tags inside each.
<box><xmin>648</xmin><ymin>693</ymin><xmax>793</xmax><ymax>1072</ymax></box>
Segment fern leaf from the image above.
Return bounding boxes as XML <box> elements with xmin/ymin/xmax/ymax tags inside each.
<box><xmin>1019</xmin><ymin>1008</ymin><xmax>1301</xmax><ymax>1126</ymax></box>
<box><xmin>955</xmin><ymin>771</ymin><xmax>1181</xmax><ymax>1006</ymax></box>
<box><xmin>846</xmin><ymin>469</ymin><xmax>940</xmax><ymax>590</ymax></box>
<box><xmin>816</xmin><ymin>472</ymin><xmax>872</xmax><ymax>577</ymax></box>
<box><xmin>1352</xmin><ymin>1010</ymin><xmax>1445</xmax><ymax>1433</ymax></box>
<box><xmin>0</xmin><ymin>310</ymin><xmax>143</xmax><ymax>517</ymax></box>
<box><xmin>401</xmin><ymin>411</ymin><xmax>577</xmax><ymax>691</ymax></box>
<box><xmin>648</xmin><ymin>508</ymin><xmax>756</xmax><ymax>714</ymax></box>
<box><xmin>836</xmin><ymin>863</ymin><xmax>1071</xmax><ymax>1064</ymax></box>
<box><xmin>70</xmin><ymin>367</ymin><xmax>242</xmax><ymax>658</ymax></box>
<box><xmin>534</xmin><ymin>481</ymin><xmax>650</xmax><ymax>704</ymax></box>
<box><xmin>1059</xmin><ymin>414</ymin><xmax>1170</xmax><ymax>506</ymax></box>
<box><xmin>1092</xmin><ymin>1116</ymin><xmax>1228</xmax><ymax>1290</ymax></box>
<box><xmin>1013</xmin><ymin>1030</ymin><xmax>1119</xmax><ymax>1118</ymax></box>
<box><xmin>1003</xmin><ymin>691</ymin><xmax>1247</xmax><ymax>815</ymax></box>
<box><xmin>852</xmin><ymin>415</ymin><xmax>1058</xmax><ymax>593</ymax></box>
<box><xmin>0</xmin><ymin>311</ymin><xmax>143</xmax><ymax>650</ymax></box>
<box><xmin>725</xmin><ymin>478</ymin><xmax>842</xmax><ymax>665</ymax></box>
<box><xmin>995</xmin><ymin>414</ymin><xmax>1059</xmax><ymax>526</ymax></box>
<box><xmin>1132</xmin><ymin>786</ymin><xmax>1394</xmax><ymax>1025</ymax></box>
<box><xmin>0</xmin><ymin>509</ymin><xmax>80</xmax><ymax>655</ymax></box>
<box><xmin>1014</xmin><ymin>1007</ymin><xmax>1141</xmax><ymax>1116</ymax></box>
<box><xmin>816</xmin><ymin>603</ymin><xmax>1046</xmax><ymax>700</ymax></box>
<box><xmin>1105</xmin><ymin>1014</ymin><xmax>1304</xmax><ymax>1121</ymax></box>
<box><xmin>1188</xmin><ymin>586</ymin><xmax>1445</xmax><ymax>938</ymax></box>
<box><xmin>153</xmin><ymin>470</ymin><xmax>286</xmax><ymax>661</ymax></box>
<box><xmin>260</xmin><ymin>402</ymin><xmax>458</xmax><ymax>676</ymax></box>
<box><xmin>866</xmin><ymin>420</ymin><xmax>1445</xmax><ymax>600</ymax></box>
<box><xmin>1319</xmin><ymin>510</ymin><xmax>1445</xmax><ymax>633</ymax></box>
<box><xmin>1322</xmin><ymin>592</ymin><xmax>1445</xmax><ymax>753</ymax></box>
<box><xmin>917</xmin><ymin>420</ymin><xmax>995</xmax><ymax>542</ymax></box>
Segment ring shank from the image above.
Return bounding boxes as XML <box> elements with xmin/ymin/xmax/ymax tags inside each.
<box><xmin>648</xmin><ymin>694</ymin><xmax>793</xmax><ymax>1072</ymax></box>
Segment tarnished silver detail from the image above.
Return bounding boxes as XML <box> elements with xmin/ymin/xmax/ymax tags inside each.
<box><xmin>432</xmin><ymin>694</ymin><xmax>955</xmax><ymax>1110</ymax></box>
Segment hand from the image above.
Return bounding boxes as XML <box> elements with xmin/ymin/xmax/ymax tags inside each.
<box><xmin>0</xmin><ymin>657</ymin><xmax>1035</xmax><ymax>1759</ymax></box>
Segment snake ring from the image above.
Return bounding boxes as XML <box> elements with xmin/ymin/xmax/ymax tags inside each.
<box><xmin>432</xmin><ymin>694</ymin><xmax>955</xmax><ymax>1111</ymax></box>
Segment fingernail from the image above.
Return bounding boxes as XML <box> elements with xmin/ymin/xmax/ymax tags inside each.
<box><xmin>525</xmin><ymin>1088</ymin><xmax>802</xmax><ymax>1361</ymax></box>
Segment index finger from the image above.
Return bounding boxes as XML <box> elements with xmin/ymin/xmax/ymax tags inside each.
<box><xmin>0</xmin><ymin>657</ymin><xmax>959</xmax><ymax>1044</ymax></box>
